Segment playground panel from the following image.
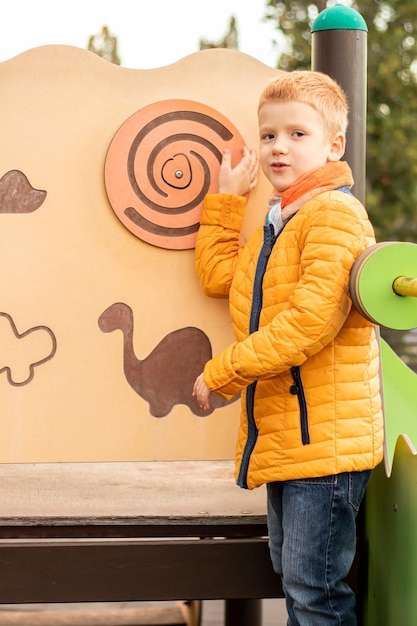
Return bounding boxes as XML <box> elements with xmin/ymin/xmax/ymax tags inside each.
<box><xmin>0</xmin><ymin>45</ymin><xmax>279</xmax><ymax>463</ymax></box>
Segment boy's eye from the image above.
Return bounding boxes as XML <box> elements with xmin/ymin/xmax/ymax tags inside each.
<box><xmin>292</xmin><ymin>131</ymin><xmax>305</xmax><ymax>138</ymax></box>
<box><xmin>262</xmin><ymin>133</ymin><xmax>275</xmax><ymax>140</ymax></box>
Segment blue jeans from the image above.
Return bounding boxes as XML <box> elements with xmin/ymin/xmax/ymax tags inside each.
<box><xmin>266</xmin><ymin>470</ymin><xmax>371</xmax><ymax>626</ymax></box>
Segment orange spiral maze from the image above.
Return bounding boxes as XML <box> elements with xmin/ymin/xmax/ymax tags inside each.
<box><xmin>105</xmin><ymin>100</ymin><xmax>246</xmax><ymax>250</ymax></box>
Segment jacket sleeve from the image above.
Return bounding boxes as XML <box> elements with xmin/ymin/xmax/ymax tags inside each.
<box><xmin>194</xmin><ymin>194</ymin><xmax>246</xmax><ymax>298</ymax></box>
<box><xmin>203</xmin><ymin>194</ymin><xmax>375</xmax><ymax>399</ymax></box>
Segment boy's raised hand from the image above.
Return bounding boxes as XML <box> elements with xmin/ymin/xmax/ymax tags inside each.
<box><xmin>218</xmin><ymin>147</ymin><xmax>258</xmax><ymax>196</ymax></box>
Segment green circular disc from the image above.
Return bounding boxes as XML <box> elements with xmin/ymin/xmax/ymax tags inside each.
<box><xmin>351</xmin><ymin>242</ymin><xmax>417</xmax><ymax>330</ymax></box>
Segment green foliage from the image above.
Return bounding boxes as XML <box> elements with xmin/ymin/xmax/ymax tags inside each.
<box><xmin>265</xmin><ymin>0</ymin><xmax>417</xmax><ymax>243</ymax></box>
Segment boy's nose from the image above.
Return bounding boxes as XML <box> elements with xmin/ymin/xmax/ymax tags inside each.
<box><xmin>272</xmin><ymin>137</ymin><xmax>288</xmax><ymax>154</ymax></box>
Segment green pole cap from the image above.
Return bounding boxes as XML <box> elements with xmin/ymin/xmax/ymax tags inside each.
<box><xmin>311</xmin><ymin>4</ymin><xmax>368</xmax><ymax>32</ymax></box>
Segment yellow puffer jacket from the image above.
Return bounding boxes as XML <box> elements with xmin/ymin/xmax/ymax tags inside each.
<box><xmin>195</xmin><ymin>161</ymin><xmax>384</xmax><ymax>489</ymax></box>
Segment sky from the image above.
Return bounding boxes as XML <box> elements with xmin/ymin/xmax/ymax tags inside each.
<box><xmin>0</xmin><ymin>0</ymin><xmax>282</xmax><ymax>69</ymax></box>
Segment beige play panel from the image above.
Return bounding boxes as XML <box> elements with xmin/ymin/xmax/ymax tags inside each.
<box><xmin>0</xmin><ymin>45</ymin><xmax>280</xmax><ymax>462</ymax></box>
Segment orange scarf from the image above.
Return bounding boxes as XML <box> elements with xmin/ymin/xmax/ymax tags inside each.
<box><xmin>280</xmin><ymin>161</ymin><xmax>354</xmax><ymax>220</ymax></box>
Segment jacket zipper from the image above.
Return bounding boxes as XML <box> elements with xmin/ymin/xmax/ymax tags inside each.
<box><xmin>237</xmin><ymin>224</ymin><xmax>276</xmax><ymax>489</ymax></box>
<box><xmin>237</xmin><ymin>381</ymin><xmax>258</xmax><ymax>489</ymax></box>
<box><xmin>290</xmin><ymin>366</ymin><xmax>310</xmax><ymax>445</ymax></box>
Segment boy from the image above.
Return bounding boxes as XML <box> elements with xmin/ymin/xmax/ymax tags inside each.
<box><xmin>193</xmin><ymin>71</ymin><xmax>383</xmax><ymax>625</ymax></box>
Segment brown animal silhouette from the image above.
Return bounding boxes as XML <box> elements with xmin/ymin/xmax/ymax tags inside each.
<box><xmin>0</xmin><ymin>311</ymin><xmax>57</xmax><ymax>386</ymax></box>
<box><xmin>0</xmin><ymin>170</ymin><xmax>46</xmax><ymax>213</ymax></box>
<box><xmin>98</xmin><ymin>302</ymin><xmax>236</xmax><ymax>417</ymax></box>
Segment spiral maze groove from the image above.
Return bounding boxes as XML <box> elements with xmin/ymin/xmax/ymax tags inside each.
<box><xmin>105</xmin><ymin>100</ymin><xmax>245</xmax><ymax>249</ymax></box>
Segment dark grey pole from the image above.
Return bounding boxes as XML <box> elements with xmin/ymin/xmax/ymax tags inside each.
<box><xmin>311</xmin><ymin>5</ymin><xmax>368</xmax><ymax>204</ymax></box>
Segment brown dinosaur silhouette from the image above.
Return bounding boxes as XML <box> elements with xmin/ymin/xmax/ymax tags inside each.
<box><xmin>98</xmin><ymin>302</ymin><xmax>236</xmax><ymax>417</ymax></box>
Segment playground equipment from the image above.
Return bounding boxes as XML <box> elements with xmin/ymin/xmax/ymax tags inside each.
<box><xmin>0</xmin><ymin>4</ymin><xmax>416</xmax><ymax>626</ymax></box>
<box><xmin>351</xmin><ymin>241</ymin><xmax>417</xmax><ymax>331</ymax></box>
<box><xmin>313</xmin><ymin>11</ymin><xmax>417</xmax><ymax>621</ymax></box>
<box><xmin>0</xmin><ymin>43</ymin><xmax>281</xmax><ymax>465</ymax></box>
<box><xmin>348</xmin><ymin>240</ymin><xmax>417</xmax><ymax>625</ymax></box>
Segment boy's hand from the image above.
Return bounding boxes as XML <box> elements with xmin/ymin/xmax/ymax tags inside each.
<box><xmin>193</xmin><ymin>372</ymin><xmax>212</xmax><ymax>411</ymax></box>
<box><xmin>218</xmin><ymin>147</ymin><xmax>258</xmax><ymax>196</ymax></box>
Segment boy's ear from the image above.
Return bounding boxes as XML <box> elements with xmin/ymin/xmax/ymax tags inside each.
<box><xmin>328</xmin><ymin>132</ymin><xmax>346</xmax><ymax>162</ymax></box>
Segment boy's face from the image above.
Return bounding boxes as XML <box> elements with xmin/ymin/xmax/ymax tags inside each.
<box><xmin>258</xmin><ymin>101</ymin><xmax>345</xmax><ymax>194</ymax></box>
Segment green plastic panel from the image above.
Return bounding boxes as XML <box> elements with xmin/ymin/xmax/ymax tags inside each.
<box><xmin>380</xmin><ymin>338</ymin><xmax>417</xmax><ymax>473</ymax></box>
<box><xmin>365</xmin><ymin>438</ymin><xmax>417</xmax><ymax>625</ymax></box>
<box><xmin>363</xmin><ymin>338</ymin><xmax>417</xmax><ymax>624</ymax></box>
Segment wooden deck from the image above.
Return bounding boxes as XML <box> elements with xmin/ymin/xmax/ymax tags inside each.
<box><xmin>0</xmin><ymin>461</ymin><xmax>282</xmax><ymax>626</ymax></box>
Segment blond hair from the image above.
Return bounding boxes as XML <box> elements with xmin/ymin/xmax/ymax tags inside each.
<box><xmin>258</xmin><ymin>70</ymin><xmax>348</xmax><ymax>140</ymax></box>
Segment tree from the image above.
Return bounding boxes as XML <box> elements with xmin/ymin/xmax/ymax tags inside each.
<box><xmin>87</xmin><ymin>25</ymin><xmax>121</xmax><ymax>65</ymax></box>
<box><xmin>199</xmin><ymin>16</ymin><xmax>239</xmax><ymax>51</ymax></box>
<box><xmin>265</xmin><ymin>0</ymin><xmax>417</xmax><ymax>243</ymax></box>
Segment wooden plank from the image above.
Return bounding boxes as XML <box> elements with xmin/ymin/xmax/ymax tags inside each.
<box><xmin>0</xmin><ymin>603</ymin><xmax>190</xmax><ymax>626</ymax></box>
<box><xmin>0</xmin><ymin>522</ymin><xmax>268</xmax><ymax>539</ymax></box>
<box><xmin>0</xmin><ymin>538</ymin><xmax>282</xmax><ymax>603</ymax></box>
<box><xmin>0</xmin><ymin>461</ymin><xmax>266</xmax><ymax>522</ymax></box>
